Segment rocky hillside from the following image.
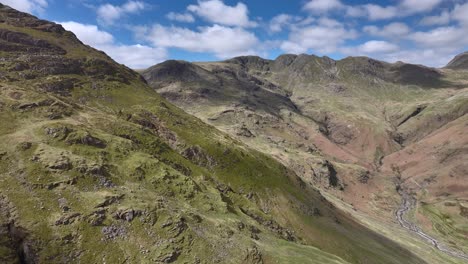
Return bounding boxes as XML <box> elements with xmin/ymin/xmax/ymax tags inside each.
<box><xmin>143</xmin><ymin>53</ymin><xmax>468</xmax><ymax>263</ymax></box>
<box><xmin>446</xmin><ymin>52</ymin><xmax>468</xmax><ymax>70</ymax></box>
<box><xmin>0</xmin><ymin>4</ymin><xmax>433</xmax><ymax>264</ymax></box>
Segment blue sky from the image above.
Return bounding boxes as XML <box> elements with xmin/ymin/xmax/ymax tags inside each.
<box><xmin>4</xmin><ymin>0</ymin><xmax>468</xmax><ymax>68</ymax></box>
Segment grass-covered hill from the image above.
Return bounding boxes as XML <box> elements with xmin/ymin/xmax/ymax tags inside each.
<box><xmin>0</xmin><ymin>4</ymin><xmax>430</xmax><ymax>264</ymax></box>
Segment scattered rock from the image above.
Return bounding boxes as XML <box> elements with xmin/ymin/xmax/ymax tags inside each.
<box><xmin>358</xmin><ymin>170</ymin><xmax>370</xmax><ymax>184</ymax></box>
<box><xmin>17</xmin><ymin>102</ymin><xmax>38</xmax><ymax>110</ymax></box>
<box><xmin>95</xmin><ymin>194</ymin><xmax>124</xmax><ymax>208</ymax></box>
<box><xmin>313</xmin><ymin>160</ymin><xmax>341</xmax><ymax>189</ymax></box>
<box><xmin>58</xmin><ymin>198</ymin><xmax>69</xmax><ymax>212</ymax></box>
<box><xmin>47</xmin><ymin>156</ymin><xmax>72</xmax><ymax>171</ymax></box>
<box><xmin>181</xmin><ymin>145</ymin><xmax>216</xmax><ymax>168</ymax></box>
<box><xmin>240</xmin><ymin>207</ymin><xmax>296</xmax><ymax>241</ymax></box>
<box><xmin>55</xmin><ymin>213</ymin><xmax>81</xmax><ymax>225</ymax></box>
<box><xmin>17</xmin><ymin>142</ymin><xmax>32</xmax><ymax>151</ymax></box>
<box><xmin>86</xmin><ymin>209</ymin><xmax>106</xmax><ymax>226</ymax></box>
<box><xmin>79</xmin><ymin>133</ymin><xmax>106</xmax><ymax>148</ymax></box>
<box><xmin>44</xmin><ymin>126</ymin><xmax>72</xmax><ymax>140</ymax></box>
<box><xmin>39</xmin><ymin>78</ymin><xmax>76</xmax><ymax>96</ymax></box>
<box><xmin>237</xmin><ymin>125</ymin><xmax>255</xmax><ymax>138</ymax></box>
<box><xmin>328</xmin><ymin>83</ymin><xmax>347</xmax><ymax>93</ymax></box>
<box><xmin>158</xmin><ymin>250</ymin><xmax>180</xmax><ymax>263</ymax></box>
<box><xmin>101</xmin><ymin>225</ymin><xmax>126</xmax><ymax>240</ymax></box>
<box><xmin>112</xmin><ymin>209</ymin><xmax>142</xmax><ymax>222</ymax></box>
<box><xmin>444</xmin><ymin>202</ymin><xmax>457</xmax><ymax>207</ymax></box>
<box><xmin>244</xmin><ymin>245</ymin><xmax>263</xmax><ymax>264</ymax></box>
<box><xmin>161</xmin><ymin>216</ymin><xmax>187</xmax><ymax>238</ymax></box>
<box><xmin>460</xmin><ymin>204</ymin><xmax>468</xmax><ymax>219</ymax></box>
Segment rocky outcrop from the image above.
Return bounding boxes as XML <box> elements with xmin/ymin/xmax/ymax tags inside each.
<box><xmin>181</xmin><ymin>145</ymin><xmax>217</xmax><ymax>168</ymax></box>
<box><xmin>243</xmin><ymin>245</ymin><xmax>263</xmax><ymax>264</ymax></box>
<box><xmin>225</xmin><ymin>56</ymin><xmax>272</xmax><ymax>71</ymax></box>
<box><xmin>0</xmin><ymin>29</ymin><xmax>66</xmax><ymax>54</ymax></box>
<box><xmin>66</xmin><ymin>132</ymin><xmax>107</xmax><ymax>148</ymax></box>
<box><xmin>0</xmin><ymin>4</ymin><xmax>65</xmax><ymax>34</ymax></box>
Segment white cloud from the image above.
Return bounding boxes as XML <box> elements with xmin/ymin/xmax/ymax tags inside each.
<box><xmin>303</xmin><ymin>0</ymin><xmax>344</xmax><ymax>14</ymax></box>
<box><xmin>60</xmin><ymin>21</ymin><xmax>166</xmax><ymax>69</ymax></box>
<box><xmin>420</xmin><ymin>10</ymin><xmax>451</xmax><ymax>26</ymax></box>
<box><xmin>139</xmin><ymin>24</ymin><xmax>259</xmax><ymax>59</ymax></box>
<box><xmin>340</xmin><ymin>40</ymin><xmax>399</xmax><ymax>57</ymax></box>
<box><xmin>356</xmin><ymin>40</ymin><xmax>399</xmax><ymax>54</ymax></box>
<box><xmin>268</xmin><ymin>14</ymin><xmax>311</xmax><ymax>33</ymax></box>
<box><xmin>60</xmin><ymin>21</ymin><xmax>114</xmax><ymax>45</ymax></box>
<box><xmin>310</xmin><ymin>0</ymin><xmax>443</xmax><ymax>20</ymax></box>
<box><xmin>102</xmin><ymin>44</ymin><xmax>167</xmax><ymax>69</ymax></box>
<box><xmin>452</xmin><ymin>3</ymin><xmax>468</xmax><ymax>26</ymax></box>
<box><xmin>167</xmin><ymin>12</ymin><xmax>195</xmax><ymax>23</ymax></box>
<box><xmin>381</xmin><ymin>49</ymin><xmax>456</xmax><ymax>67</ymax></box>
<box><xmin>269</xmin><ymin>14</ymin><xmax>295</xmax><ymax>33</ymax></box>
<box><xmin>187</xmin><ymin>0</ymin><xmax>256</xmax><ymax>27</ymax></box>
<box><xmin>363</xmin><ymin>4</ymin><xmax>398</xmax><ymax>20</ymax></box>
<box><xmin>280</xmin><ymin>20</ymin><xmax>357</xmax><ymax>54</ymax></box>
<box><xmin>400</xmin><ymin>0</ymin><xmax>443</xmax><ymax>14</ymax></box>
<box><xmin>97</xmin><ymin>1</ymin><xmax>146</xmax><ymax>26</ymax></box>
<box><xmin>409</xmin><ymin>26</ymin><xmax>468</xmax><ymax>50</ymax></box>
<box><xmin>363</xmin><ymin>22</ymin><xmax>410</xmax><ymax>38</ymax></box>
<box><xmin>2</xmin><ymin>0</ymin><xmax>48</xmax><ymax>14</ymax></box>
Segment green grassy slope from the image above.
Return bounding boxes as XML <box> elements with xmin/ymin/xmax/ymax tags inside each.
<box><xmin>0</xmin><ymin>4</ymin><xmax>427</xmax><ymax>264</ymax></box>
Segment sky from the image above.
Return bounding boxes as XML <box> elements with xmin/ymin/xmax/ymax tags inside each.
<box><xmin>3</xmin><ymin>0</ymin><xmax>468</xmax><ymax>69</ymax></box>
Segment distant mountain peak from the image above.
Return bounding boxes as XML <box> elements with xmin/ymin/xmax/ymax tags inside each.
<box><xmin>446</xmin><ymin>51</ymin><xmax>468</xmax><ymax>70</ymax></box>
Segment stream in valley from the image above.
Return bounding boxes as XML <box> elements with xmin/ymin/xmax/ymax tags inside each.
<box><xmin>396</xmin><ymin>187</ymin><xmax>468</xmax><ymax>262</ymax></box>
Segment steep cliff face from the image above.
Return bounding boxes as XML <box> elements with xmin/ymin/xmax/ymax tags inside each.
<box><xmin>0</xmin><ymin>4</ymin><xmax>430</xmax><ymax>264</ymax></box>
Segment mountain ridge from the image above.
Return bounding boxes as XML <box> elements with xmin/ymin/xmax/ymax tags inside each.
<box><xmin>446</xmin><ymin>51</ymin><xmax>468</xmax><ymax>70</ymax></box>
<box><xmin>143</xmin><ymin>49</ymin><xmax>468</xmax><ymax>263</ymax></box>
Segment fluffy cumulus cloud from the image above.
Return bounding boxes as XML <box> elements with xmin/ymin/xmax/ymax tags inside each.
<box><xmin>399</xmin><ymin>0</ymin><xmax>443</xmax><ymax>14</ymax></box>
<box><xmin>452</xmin><ymin>2</ymin><xmax>468</xmax><ymax>25</ymax></box>
<box><xmin>361</xmin><ymin>4</ymin><xmax>398</xmax><ymax>20</ymax></box>
<box><xmin>167</xmin><ymin>12</ymin><xmax>195</xmax><ymax>23</ymax></box>
<box><xmin>97</xmin><ymin>1</ymin><xmax>146</xmax><ymax>26</ymax></box>
<box><xmin>303</xmin><ymin>0</ymin><xmax>444</xmax><ymax>20</ymax></box>
<box><xmin>269</xmin><ymin>14</ymin><xmax>295</xmax><ymax>33</ymax></box>
<box><xmin>303</xmin><ymin>0</ymin><xmax>344</xmax><ymax>14</ymax></box>
<box><xmin>381</xmin><ymin>49</ymin><xmax>456</xmax><ymax>68</ymax></box>
<box><xmin>409</xmin><ymin>26</ymin><xmax>468</xmax><ymax>50</ymax></box>
<box><xmin>2</xmin><ymin>0</ymin><xmax>48</xmax><ymax>14</ymax></box>
<box><xmin>358</xmin><ymin>40</ymin><xmax>399</xmax><ymax>53</ymax></box>
<box><xmin>60</xmin><ymin>22</ymin><xmax>114</xmax><ymax>45</ymax></box>
<box><xmin>60</xmin><ymin>21</ymin><xmax>167</xmax><ymax>69</ymax></box>
<box><xmin>138</xmin><ymin>24</ymin><xmax>259</xmax><ymax>59</ymax></box>
<box><xmin>55</xmin><ymin>0</ymin><xmax>468</xmax><ymax>68</ymax></box>
<box><xmin>342</xmin><ymin>40</ymin><xmax>399</xmax><ymax>55</ymax></box>
<box><xmin>293</xmin><ymin>0</ymin><xmax>468</xmax><ymax>66</ymax></box>
<box><xmin>363</xmin><ymin>22</ymin><xmax>410</xmax><ymax>38</ymax></box>
<box><xmin>280</xmin><ymin>18</ymin><xmax>357</xmax><ymax>54</ymax></box>
<box><xmin>420</xmin><ymin>10</ymin><xmax>451</xmax><ymax>26</ymax></box>
<box><xmin>187</xmin><ymin>0</ymin><xmax>257</xmax><ymax>27</ymax></box>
